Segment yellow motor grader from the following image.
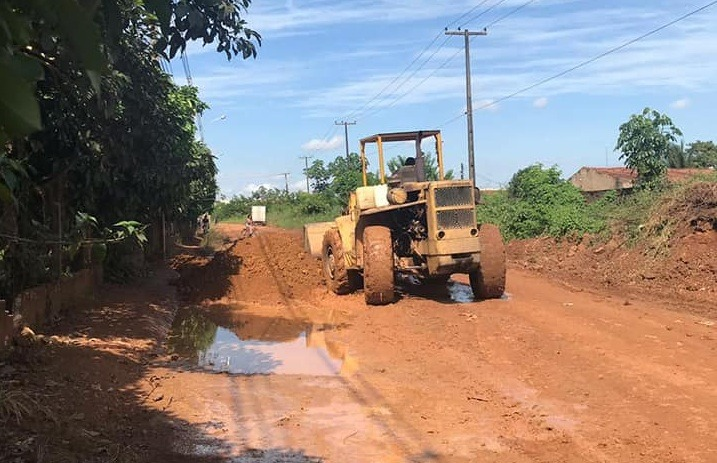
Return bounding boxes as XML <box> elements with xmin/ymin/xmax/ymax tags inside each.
<box><xmin>305</xmin><ymin>130</ymin><xmax>505</xmax><ymax>305</ymax></box>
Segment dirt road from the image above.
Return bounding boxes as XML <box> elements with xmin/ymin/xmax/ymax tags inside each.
<box><xmin>144</xmin><ymin>224</ymin><xmax>716</xmax><ymax>463</ymax></box>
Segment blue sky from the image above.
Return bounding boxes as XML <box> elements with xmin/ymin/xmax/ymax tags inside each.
<box><xmin>172</xmin><ymin>0</ymin><xmax>717</xmax><ymax>196</ymax></box>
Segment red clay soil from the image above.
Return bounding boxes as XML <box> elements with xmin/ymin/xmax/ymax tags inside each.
<box><xmin>508</xmin><ymin>228</ymin><xmax>717</xmax><ymax>316</ymax></box>
<box><xmin>2</xmin><ymin>222</ymin><xmax>717</xmax><ymax>463</ymax></box>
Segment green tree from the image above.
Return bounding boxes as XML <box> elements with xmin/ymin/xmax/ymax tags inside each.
<box><xmin>0</xmin><ymin>0</ymin><xmax>260</xmax><ymax>145</ymax></box>
<box><xmin>326</xmin><ymin>153</ymin><xmax>365</xmax><ymax>203</ymax></box>
<box><xmin>615</xmin><ymin>108</ymin><xmax>683</xmax><ymax>189</ymax></box>
<box><xmin>686</xmin><ymin>141</ymin><xmax>717</xmax><ymax>168</ymax></box>
<box><xmin>666</xmin><ymin>141</ymin><xmax>693</xmax><ymax>168</ymax></box>
<box><xmin>0</xmin><ymin>0</ymin><xmax>247</xmax><ymax>304</ymax></box>
<box><xmin>386</xmin><ymin>152</ymin><xmax>454</xmax><ymax>181</ymax></box>
<box><xmin>305</xmin><ymin>160</ymin><xmax>330</xmax><ymax>192</ymax></box>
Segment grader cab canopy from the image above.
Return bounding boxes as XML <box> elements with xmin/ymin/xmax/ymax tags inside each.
<box><xmin>359</xmin><ymin>130</ymin><xmax>445</xmax><ymax>186</ymax></box>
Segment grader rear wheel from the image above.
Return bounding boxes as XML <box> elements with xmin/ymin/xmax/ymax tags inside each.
<box><xmin>469</xmin><ymin>224</ymin><xmax>506</xmax><ymax>299</ymax></box>
<box><xmin>322</xmin><ymin>229</ymin><xmax>353</xmax><ymax>295</ymax></box>
<box><xmin>363</xmin><ymin>225</ymin><xmax>395</xmax><ymax>305</ymax></box>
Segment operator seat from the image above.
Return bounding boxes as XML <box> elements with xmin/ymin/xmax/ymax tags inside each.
<box><xmin>389</xmin><ymin>157</ymin><xmax>419</xmax><ymax>186</ymax></box>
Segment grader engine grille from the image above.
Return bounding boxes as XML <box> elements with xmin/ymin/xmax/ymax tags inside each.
<box><xmin>434</xmin><ymin>186</ymin><xmax>473</xmax><ymax>208</ymax></box>
<box><xmin>437</xmin><ymin>209</ymin><xmax>475</xmax><ymax>229</ymax></box>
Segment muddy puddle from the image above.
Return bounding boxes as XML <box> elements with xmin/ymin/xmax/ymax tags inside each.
<box><xmin>168</xmin><ymin>306</ymin><xmax>355</xmax><ymax>376</ymax></box>
<box><xmin>398</xmin><ymin>275</ymin><xmax>511</xmax><ymax>303</ymax></box>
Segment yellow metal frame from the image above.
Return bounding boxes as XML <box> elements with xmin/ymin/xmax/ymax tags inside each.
<box><xmin>360</xmin><ymin>130</ymin><xmax>444</xmax><ymax>186</ymax></box>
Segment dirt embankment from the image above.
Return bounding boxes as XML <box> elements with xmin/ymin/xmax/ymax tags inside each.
<box><xmin>508</xmin><ymin>182</ymin><xmax>717</xmax><ymax>315</ymax></box>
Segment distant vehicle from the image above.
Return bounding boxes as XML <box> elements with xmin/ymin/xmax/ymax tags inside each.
<box><xmin>305</xmin><ymin>130</ymin><xmax>506</xmax><ymax>305</ymax></box>
<box><xmin>251</xmin><ymin>205</ymin><xmax>266</xmax><ymax>225</ymax></box>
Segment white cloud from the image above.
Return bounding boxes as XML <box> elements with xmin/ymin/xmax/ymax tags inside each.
<box><xmin>671</xmin><ymin>98</ymin><xmax>690</xmax><ymax>110</ymax></box>
<box><xmin>533</xmin><ymin>97</ymin><xmax>549</xmax><ymax>109</ymax></box>
<box><xmin>291</xmin><ymin>4</ymin><xmax>717</xmax><ymax>117</ymax></box>
<box><xmin>291</xmin><ymin>179</ymin><xmax>309</xmax><ymax>192</ymax></box>
<box><xmin>241</xmin><ymin>183</ymin><xmax>275</xmax><ymax>195</ymax></box>
<box><xmin>301</xmin><ymin>135</ymin><xmax>344</xmax><ymax>151</ymax></box>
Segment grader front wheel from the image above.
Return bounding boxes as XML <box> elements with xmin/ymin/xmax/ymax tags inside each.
<box><xmin>469</xmin><ymin>224</ymin><xmax>506</xmax><ymax>300</ymax></box>
<box><xmin>363</xmin><ymin>225</ymin><xmax>395</xmax><ymax>305</ymax></box>
<box><xmin>322</xmin><ymin>229</ymin><xmax>353</xmax><ymax>295</ymax></box>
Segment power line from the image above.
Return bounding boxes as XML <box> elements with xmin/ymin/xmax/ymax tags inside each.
<box><xmin>460</xmin><ymin>0</ymin><xmax>510</xmax><ymax>29</ymax></box>
<box><xmin>342</xmin><ymin>32</ymin><xmax>444</xmax><ymax>120</ymax></box>
<box><xmin>448</xmin><ymin>0</ymin><xmax>492</xmax><ymax>29</ymax></box>
<box><xmin>473</xmin><ymin>0</ymin><xmax>717</xmax><ymax>112</ymax></box>
<box><xmin>436</xmin><ymin>0</ymin><xmax>717</xmax><ymax>128</ymax></box>
<box><xmin>343</xmin><ymin>0</ymin><xmax>496</xmax><ymax>121</ymax></box>
<box><xmin>357</xmin><ymin>0</ymin><xmax>539</xmax><ymax>120</ymax></box>
<box><xmin>360</xmin><ymin>43</ymin><xmax>465</xmax><ymax>119</ymax></box>
<box><xmin>485</xmin><ymin>0</ymin><xmax>538</xmax><ymax>29</ymax></box>
<box><xmin>350</xmin><ymin>35</ymin><xmax>456</xmax><ymax>121</ymax></box>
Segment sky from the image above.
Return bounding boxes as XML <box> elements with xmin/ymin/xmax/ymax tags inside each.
<box><xmin>170</xmin><ymin>0</ymin><xmax>717</xmax><ymax>197</ymax></box>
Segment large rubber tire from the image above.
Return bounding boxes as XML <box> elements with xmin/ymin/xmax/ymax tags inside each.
<box><xmin>469</xmin><ymin>224</ymin><xmax>506</xmax><ymax>299</ymax></box>
<box><xmin>363</xmin><ymin>226</ymin><xmax>395</xmax><ymax>305</ymax></box>
<box><xmin>322</xmin><ymin>229</ymin><xmax>353</xmax><ymax>295</ymax></box>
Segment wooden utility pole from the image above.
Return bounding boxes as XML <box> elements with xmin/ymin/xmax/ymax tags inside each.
<box><xmin>299</xmin><ymin>155</ymin><xmax>314</xmax><ymax>193</ymax></box>
<box><xmin>281</xmin><ymin>172</ymin><xmax>289</xmax><ymax>194</ymax></box>
<box><xmin>335</xmin><ymin>120</ymin><xmax>356</xmax><ymax>160</ymax></box>
<box><xmin>445</xmin><ymin>28</ymin><xmax>487</xmax><ymax>184</ymax></box>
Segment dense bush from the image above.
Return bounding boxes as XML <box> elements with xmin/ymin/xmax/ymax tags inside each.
<box><xmin>477</xmin><ymin>164</ymin><xmax>606</xmax><ymax>240</ymax></box>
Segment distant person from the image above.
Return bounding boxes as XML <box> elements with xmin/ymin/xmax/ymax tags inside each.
<box><xmin>243</xmin><ymin>214</ymin><xmax>255</xmax><ymax>238</ymax></box>
<box><xmin>201</xmin><ymin>213</ymin><xmax>210</xmax><ymax>234</ymax></box>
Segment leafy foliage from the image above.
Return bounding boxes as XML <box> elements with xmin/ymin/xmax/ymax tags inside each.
<box><xmin>615</xmin><ymin>107</ymin><xmax>683</xmax><ymax>189</ymax></box>
<box><xmin>476</xmin><ymin>164</ymin><xmax>605</xmax><ymax>240</ymax></box>
<box><xmin>0</xmin><ymin>0</ymin><xmax>261</xmax><ymax>145</ymax></box>
<box><xmin>304</xmin><ymin>152</ymin><xmax>378</xmax><ymax>206</ymax></box>
<box><xmin>686</xmin><ymin>141</ymin><xmax>717</xmax><ymax>168</ymax></box>
<box><xmin>0</xmin><ymin>0</ymin><xmax>257</xmax><ymax>304</ymax></box>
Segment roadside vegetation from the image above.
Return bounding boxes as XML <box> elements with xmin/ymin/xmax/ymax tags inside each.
<box><xmin>0</xmin><ymin>1</ymin><xmax>261</xmax><ymax>303</ymax></box>
<box><xmin>219</xmin><ymin>107</ymin><xmax>715</xmax><ymax>248</ymax></box>
<box><xmin>216</xmin><ymin>151</ymin><xmax>455</xmax><ymax>228</ymax></box>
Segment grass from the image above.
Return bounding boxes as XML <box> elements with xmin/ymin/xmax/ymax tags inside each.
<box><xmin>266</xmin><ymin>205</ymin><xmax>341</xmax><ymax>229</ymax></box>
<box><xmin>0</xmin><ymin>389</ymin><xmax>42</xmax><ymax>425</ymax></box>
<box><xmin>219</xmin><ymin>203</ymin><xmax>342</xmax><ymax>230</ymax></box>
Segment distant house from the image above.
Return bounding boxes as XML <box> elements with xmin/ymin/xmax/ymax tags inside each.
<box><xmin>569</xmin><ymin>167</ymin><xmax>713</xmax><ymax>198</ymax></box>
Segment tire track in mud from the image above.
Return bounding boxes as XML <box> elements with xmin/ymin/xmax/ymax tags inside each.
<box><xmin>250</xmin><ymin>231</ymin><xmax>451</xmax><ymax>462</ymax></box>
<box><xmin>190</xmin><ymin>225</ymin><xmax>717</xmax><ymax>462</ymax></box>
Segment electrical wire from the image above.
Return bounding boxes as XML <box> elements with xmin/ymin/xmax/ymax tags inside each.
<box><xmin>460</xmin><ymin>0</ymin><xmax>510</xmax><ymax>29</ymax></box>
<box><xmin>484</xmin><ymin>0</ymin><xmax>538</xmax><ymax>29</ymax></box>
<box><xmin>344</xmin><ymin>0</ymin><xmax>494</xmax><ymax>121</ymax></box>
<box><xmin>342</xmin><ymin>32</ymin><xmax>445</xmax><ymax>120</ymax></box>
<box><xmin>448</xmin><ymin>0</ymin><xmax>492</xmax><ymax>29</ymax></box>
<box><xmin>356</xmin><ymin>0</ymin><xmax>530</xmax><ymax>121</ymax></box>
<box><xmin>475</xmin><ymin>0</ymin><xmax>717</xmax><ymax>112</ymax></box>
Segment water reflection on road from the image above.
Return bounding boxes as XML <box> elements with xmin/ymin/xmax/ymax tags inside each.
<box><xmin>168</xmin><ymin>306</ymin><xmax>356</xmax><ymax>376</ymax></box>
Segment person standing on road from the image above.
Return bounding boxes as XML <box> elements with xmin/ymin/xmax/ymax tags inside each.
<box><xmin>243</xmin><ymin>214</ymin><xmax>255</xmax><ymax>238</ymax></box>
<box><xmin>201</xmin><ymin>213</ymin><xmax>210</xmax><ymax>234</ymax></box>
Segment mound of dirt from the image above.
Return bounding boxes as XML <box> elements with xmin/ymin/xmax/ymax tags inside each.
<box><xmin>509</xmin><ymin>232</ymin><xmax>717</xmax><ymax>316</ymax></box>
<box><xmin>170</xmin><ymin>240</ymin><xmax>242</xmax><ymax>303</ymax></box>
<box><xmin>236</xmin><ymin>229</ymin><xmax>324</xmax><ymax>301</ymax></box>
<box><xmin>509</xmin><ymin>181</ymin><xmax>717</xmax><ymax>314</ymax></box>
<box><xmin>649</xmin><ymin>181</ymin><xmax>717</xmax><ymax>236</ymax></box>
